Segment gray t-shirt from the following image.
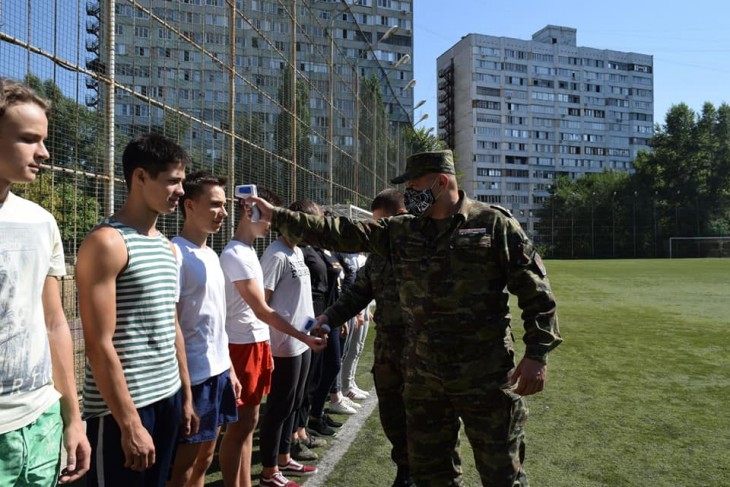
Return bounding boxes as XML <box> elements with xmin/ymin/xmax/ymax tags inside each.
<box><xmin>260</xmin><ymin>239</ymin><xmax>313</xmax><ymax>357</ymax></box>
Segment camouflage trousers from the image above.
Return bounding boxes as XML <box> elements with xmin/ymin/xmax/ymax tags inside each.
<box><xmin>403</xmin><ymin>355</ymin><xmax>529</xmax><ymax>487</ymax></box>
<box><xmin>372</xmin><ymin>328</ymin><xmax>410</xmax><ymax>470</ymax></box>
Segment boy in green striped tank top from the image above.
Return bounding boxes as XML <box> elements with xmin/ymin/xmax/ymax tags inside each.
<box><xmin>77</xmin><ymin>133</ymin><xmax>197</xmax><ymax>487</ymax></box>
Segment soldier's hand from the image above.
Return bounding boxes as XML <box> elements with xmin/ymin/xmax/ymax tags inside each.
<box><xmin>314</xmin><ymin>314</ymin><xmax>329</xmax><ymax>328</ymax></box>
<box><xmin>246</xmin><ymin>195</ymin><xmax>274</xmax><ymax>222</ymax></box>
<box><xmin>510</xmin><ymin>357</ymin><xmax>547</xmax><ymax>396</ymax></box>
<box><xmin>307</xmin><ymin>315</ymin><xmax>330</xmax><ymax>342</ymax></box>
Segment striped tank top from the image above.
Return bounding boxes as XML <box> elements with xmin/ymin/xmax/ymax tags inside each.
<box><xmin>83</xmin><ymin>219</ymin><xmax>181</xmax><ymax>418</ymax></box>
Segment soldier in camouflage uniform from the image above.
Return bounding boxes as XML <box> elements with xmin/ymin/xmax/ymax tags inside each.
<box><xmin>318</xmin><ymin>189</ymin><xmax>416</xmax><ymax>487</ymax></box>
<box><xmin>249</xmin><ymin>150</ymin><xmax>562</xmax><ymax>487</ymax></box>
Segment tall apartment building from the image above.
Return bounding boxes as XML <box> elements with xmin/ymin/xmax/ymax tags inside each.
<box><xmin>437</xmin><ymin>26</ymin><xmax>653</xmax><ymax>232</ymax></box>
<box><xmin>86</xmin><ymin>0</ymin><xmax>413</xmax><ymax>193</ymax></box>
<box><xmin>328</xmin><ymin>0</ymin><xmax>415</xmax><ymax>124</ymax></box>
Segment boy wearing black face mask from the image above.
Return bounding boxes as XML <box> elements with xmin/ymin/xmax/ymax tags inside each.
<box><xmin>247</xmin><ymin>149</ymin><xmax>562</xmax><ymax>487</ymax></box>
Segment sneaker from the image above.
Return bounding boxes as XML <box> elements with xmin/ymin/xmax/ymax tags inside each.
<box><xmin>345</xmin><ymin>388</ymin><xmax>368</xmax><ymax>400</ymax></box>
<box><xmin>259</xmin><ymin>472</ymin><xmax>300</xmax><ymax>487</ymax></box>
<box><xmin>291</xmin><ymin>440</ymin><xmax>318</xmax><ymax>461</ymax></box>
<box><xmin>352</xmin><ymin>385</ymin><xmax>370</xmax><ymax>397</ymax></box>
<box><xmin>278</xmin><ymin>459</ymin><xmax>318</xmax><ymax>477</ymax></box>
<box><xmin>322</xmin><ymin>413</ymin><xmax>342</xmax><ymax>428</ymax></box>
<box><xmin>341</xmin><ymin>396</ymin><xmax>362</xmax><ymax>410</ymax></box>
<box><xmin>303</xmin><ymin>435</ymin><xmax>327</xmax><ymax>448</ymax></box>
<box><xmin>308</xmin><ymin>417</ymin><xmax>337</xmax><ymax>436</ymax></box>
<box><xmin>328</xmin><ymin>398</ymin><xmax>357</xmax><ymax>415</ymax></box>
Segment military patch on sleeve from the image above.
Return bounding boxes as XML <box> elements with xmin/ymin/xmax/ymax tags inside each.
<box><xmin>533</xmin><ymin>253</ymin><xmax>547</xmax><ymax>277</ymax></box>
<box><xmin>458</xmin><ymin>227</ymin><xmax>487</xmax><ymax>236</ymax></box>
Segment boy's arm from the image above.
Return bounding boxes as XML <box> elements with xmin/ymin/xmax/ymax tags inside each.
<box><xmin>173</xmin><ymin>310</ymin><xmax>198</xmax><ymax>437</ymax></box>
<box><xmin>43</xmin><ymin>276</ymin><xmax>91</xmax><ymax>484</ymax></box>
<box><xmin>77</xmin><ymin>227</ymin><xmax>156</xmax><ymax>472</ymax></box>
<box><xmin>237</xmin><ymin>279</ymin><xmax>325</xmax><ymax>352</ymax></box>
<box><xmin>170</xmin><ymin>243</ymin><xmax>198</xmax><ymax>438</ymax></box>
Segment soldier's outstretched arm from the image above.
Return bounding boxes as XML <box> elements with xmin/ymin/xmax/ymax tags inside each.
<box><xmin>249</xmin><ymin>193</ymin><xmax>391</xmax><ymax>255</ymax></box>
<box><xmin>323</xmin><ymin>256</ymin><xmax>375</xmax><ymax>328</ymax></box>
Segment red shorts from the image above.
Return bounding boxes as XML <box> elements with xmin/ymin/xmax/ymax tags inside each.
<box><xmin>229</xmin><ymin>341</ymin><xmax>274</xmax><ymax>407</ymax></box>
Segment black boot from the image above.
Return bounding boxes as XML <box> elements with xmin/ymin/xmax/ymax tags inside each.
<box><xmin>392</xmin><ymin>467</ymin><xmax>417</xmax><ymax>487</ymax></box>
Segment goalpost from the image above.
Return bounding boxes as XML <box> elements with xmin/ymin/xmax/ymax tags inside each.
<box><xmin>668</xmin><ymin>236</ymin><xmax>730</xmax><ymax>258</ymax></box>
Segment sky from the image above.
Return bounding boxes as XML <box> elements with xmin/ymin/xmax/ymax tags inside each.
<box><xmin>413</xmin><ymin>0</ymin><xmax>730</xmax><ymax>132</ymax></box>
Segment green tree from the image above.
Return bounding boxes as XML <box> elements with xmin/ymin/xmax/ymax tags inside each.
<box><xmin>160</xmin><ymin>110</ymin><xmax>190</xmax><ymax>142</ymax></box>
<box><xmin>15</xmin><ymin>175</ymin><xmax>100</xmax><ymax>249</ymax></box>
<box><xmin>235</xmin><ymin>112</ymin><xmax>268</xmax><ymax>184</ymax></box>
<box><xmin>534</xmin><ymin>171</ymin><xmax>632</xmax><ymax>258</ymax></box>
<box><xmin>274</xmin><ymin>68</ymin><xmax>313</xmax><ymax>200</ymax></box>
<box><xmin>633</xmin><ymin>102</ymin><xmax>730</xmax><ymax>237</ymax></box>
<box><xmin>25</xmin><ymin>74</ymin><xmax>104</xmax><ymax>169</ymax></box>
<box><xmin>538</xmin><ymin>102</ymin><xmax>730</xmax><ymax>258</ymax></box>
<box><xmin>404</xmin><ymin>125</ymin><xmax>445</xmax><ymax>154</ymax></box>
<box><xmin>18</xmin><ymin>76</ymin><xmax>103</xmax><ymax>248</ymax></box>
<box><xmin>358</xmin><ymin>75</ymin><xmax>388</xmax><ymax>201</ymax></box>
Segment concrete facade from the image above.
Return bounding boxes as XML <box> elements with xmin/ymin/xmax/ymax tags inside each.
<box><xmin>437</xmin><ymin>25</ymin><xmax>653</xmax><ymax>232</ymax></box>
<box><xmin>95</xmin><ymin>0</ymin><xmax>414</xmax><ymax>179</ymax></box>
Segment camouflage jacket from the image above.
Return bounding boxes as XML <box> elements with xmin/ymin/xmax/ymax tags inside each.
<box><xmin>273</xmin><ymin>191</ymin><xmax>561</xmax><ymax>365</ymax></box>
<box><xmin>324</xmin><ymin>252</ymin><xmax>404</xmax><ymax>333</ymax></box>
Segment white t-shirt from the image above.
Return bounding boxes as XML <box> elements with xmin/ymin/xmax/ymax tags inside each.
<box><xmin>220</xmin><ymin>240</ymin><xmax>270</xmax><ymax>344</ymax></box>
<box><xmin>0</xmin><ymin>192</ymin><xmax>63</xmax><ymax>433</ymax></box>
<box><xmin>260</xmin><ymin>239</ymin><xmax>313</xmax><ymax>357</ymax></box>
<box><xmin>172</xmin><ymin>237</ymin><xmax>231</xmax><ymax>385</ymax></box>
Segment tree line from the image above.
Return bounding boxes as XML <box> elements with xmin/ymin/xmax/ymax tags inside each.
<box><xmin>534</xmin><ymin>103</ymin><xmax>730</xmax><ymax>259</ymax></box>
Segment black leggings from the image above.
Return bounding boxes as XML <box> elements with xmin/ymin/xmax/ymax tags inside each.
<box><xmin>259</xmin><ymin>350</ymin><xmax>311</xmax><ymax>467</ymax></box>
<box><xmin>307</xmin><ymin>328</ymin><xmax>342</xmax><ymax>419</ymax></box>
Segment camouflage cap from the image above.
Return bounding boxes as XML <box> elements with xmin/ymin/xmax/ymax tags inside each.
<box><xmin>391</xmin><ymin>149</ymin><xmax>455</xmax><ymax>184</ymax></box>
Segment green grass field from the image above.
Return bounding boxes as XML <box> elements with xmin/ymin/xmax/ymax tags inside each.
<box><xmin>322</xmin><ymin>259</ymin><xmax>730</xmax><ymax>487</ymax></box>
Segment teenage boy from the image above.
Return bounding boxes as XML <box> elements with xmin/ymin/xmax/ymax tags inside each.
<box><xmin>168</xmin><ymin>170</ymin><xmax>241</xmax><ymax>487</ymax></box>
<box><xmin>218</xmin><ymin>190</ymin><xmax>325</xmax><ymax>487</ymax></box>
<box><xmin>77</xmin><ymin>133</ymin><xmax>197</xmax><ymax>487</ymax></box>
<box><xmin>0</xmin><ymin>78</ymin><xmax>90</xmax><ymax>485</ymax></box>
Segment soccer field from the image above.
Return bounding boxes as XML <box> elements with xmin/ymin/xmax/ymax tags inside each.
<box><xmin>322</xmin><ymin>259</ymin><xmax>730</xmax><ymax>487</ymax></box>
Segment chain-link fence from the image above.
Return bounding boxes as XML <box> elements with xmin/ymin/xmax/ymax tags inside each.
<box><xmin>533</xmin><ymin>197</ymin><xmax>730</xmax><ymax>259</ymax></box>
<box><xmin>1</xmin><ymin>0</ymin><xmax>413</xmax><ymax>243</ymax></box>
<box><xmin>1</xmin><ymin>0</ymin><xmax>414</xmax><ymax>394</ymax></box>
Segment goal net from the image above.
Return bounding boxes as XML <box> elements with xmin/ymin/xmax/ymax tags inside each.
<box><xmin>668</xmin><ymin>237</ymin><xmax>730</xmax><ymax>258</ymax></box>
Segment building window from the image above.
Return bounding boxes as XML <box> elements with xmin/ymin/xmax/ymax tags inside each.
<box><xmin>477</xmin><ymin>195</ymin><xmax>502</xmax><ymax>203</ymax></box>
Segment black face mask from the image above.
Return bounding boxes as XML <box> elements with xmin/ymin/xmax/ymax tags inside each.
<box><xmin>404</xmin><ymin>179</ymin><xmax>438</xmax><ymax>217</ymax></box>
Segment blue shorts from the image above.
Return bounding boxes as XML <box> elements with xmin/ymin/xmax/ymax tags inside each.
<box><xmin>181</xmin><ymin>369</ymin><xmax>238</xmax><ymax>444</ymax></box>
<box><xmin>86</xmin><ymin>390</ymin><xmax>181</xmax><ymax>487</ymax></box>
